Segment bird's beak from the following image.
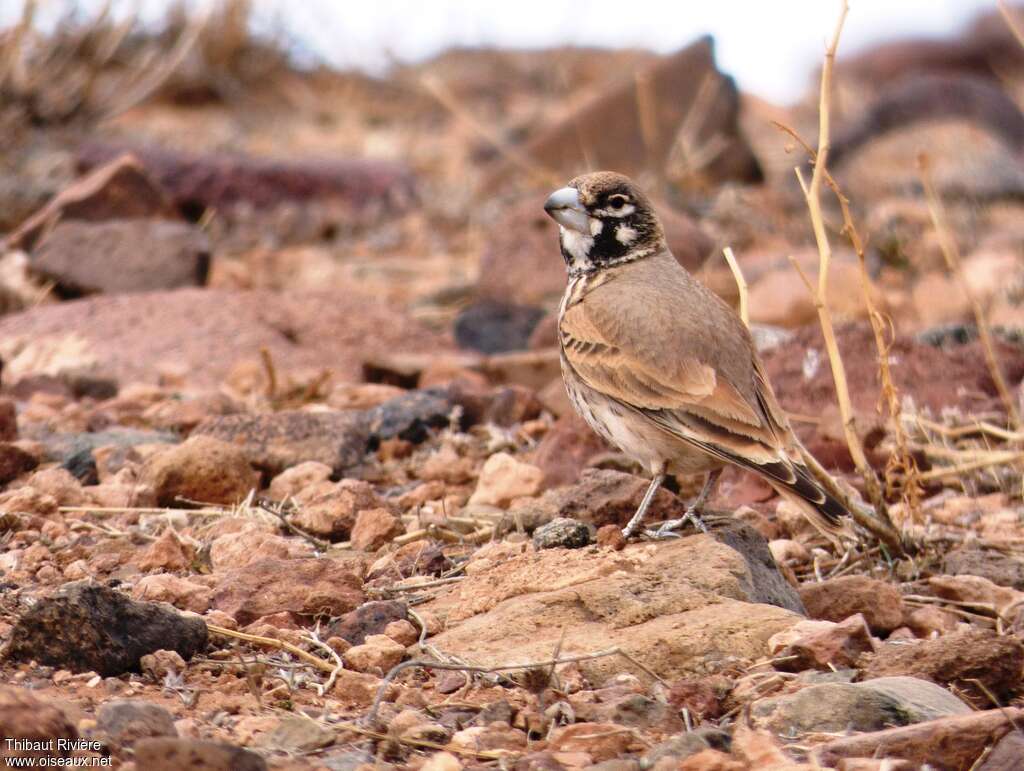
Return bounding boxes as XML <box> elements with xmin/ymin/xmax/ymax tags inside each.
<box><xmin>544</xmin><ymin>187</ymin><xmax>591</xmax><ymax>235</ymax></box>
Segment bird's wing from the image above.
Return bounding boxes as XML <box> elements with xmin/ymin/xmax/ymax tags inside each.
<box><xmin>560</xmin><ymin>283</ymin><xmax>848</xmax><ymax>531</ymax></box>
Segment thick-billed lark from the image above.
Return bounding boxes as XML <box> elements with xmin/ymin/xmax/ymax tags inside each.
<box><xmin>543</xmin><ymin>171</ymin><xmax>851</xmax><ymax>540</ymax></box>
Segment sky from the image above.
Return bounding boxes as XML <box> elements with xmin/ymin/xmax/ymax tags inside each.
<box><xmin>3</xmin><ymin>0</ymin><xmax>999</xmax><ymax>104</ymax></box>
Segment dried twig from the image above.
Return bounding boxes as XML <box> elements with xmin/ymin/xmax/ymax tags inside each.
<box><xmin>722</xmin><ymin>246</ymin><xmax>748</xmax><ymax>326</ymax></box>
<box><xmin>999</xmin><ymin>0</ymin><xmax>1024</xmax><ymax>51</ymax></box>
<box><xmin>918</xmin><ymin>154</ymin><xmax>1021</xmax><ymax>427</ymax></box>
<box><xmin>207</xmin><ymin>624</ymin><xmax>337</xmax><ymax>675</ymax></box>
<box><xmin>365</xmin><ymin>647</ymin><xmax>664</xmax><ymax>725</ymax></box>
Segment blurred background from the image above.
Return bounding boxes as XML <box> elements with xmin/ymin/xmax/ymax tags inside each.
<box><xmin>1</xmin><ymin>0</ymin><xmax>1024</xmax><ymax>404</ymax></box>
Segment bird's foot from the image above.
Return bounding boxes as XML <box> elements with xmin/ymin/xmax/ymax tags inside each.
<box><xmin>643</xmin><ymin>507</ymin><xmax>710</xmax><ymax>540</ymax></box>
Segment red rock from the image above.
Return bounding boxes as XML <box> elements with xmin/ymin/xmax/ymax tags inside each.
<box><xmin>291</xmin><ymin>479</ymin><xmax>389</xmax><ymax>541</ymax></box>
<box><xmin>859</xmin><ymin>628</ymin><xmax>1024</xmax><ymax>704</ymax></box>
<box><xmin>343</xmin><ymin>633</ymin><xmax>406</xmax><ymax>674</ymax></box>
<box><xmin>25</xmin><ymin>467</ymin><xmax>84</xmax><ymax>506</ymax></box>
<box><xmin>137</xmin><ymin>528</ymin><xmax>195</xmax><ymax>573</ymax></box>
<box><xmin>532</xmin><ymin>413</ymin><xmax>610</xmax><ymax>488</ymax></box>
<box><xmin>384</xmin><ymin>619</ymin><xmax>419</xmax><ymax>647</ymax></box>
<box><xmin>208</xmin><ymin>527</ymin><xmax>309</xmax><ymax>571</ymax></box>
<box><xmin>133</xmin><ymin>574</ymin><xmax>212</xmax><ymax>614</ymax></box>
<box><xmin>450</xmin><ymin>723</ymin><xmax>528</xmax><ymax>754</ymax></box>
<box><xmin>210</xmin><ymin>557</ymin><xmax>364</xmax><ymax>625</ymax></box>
<box><xmin>596</xmin><ymin>524</ymin><xmax>627</xmax><ymax>551</ymax></box>
<box><xmin>326</xmin><ymin>600</ymin><xmax>408</xmax><ymax>645</ymax></box>
<box><xmin>142</xmin><ymin>436</ymin><xmax>257</xmax><ymax>507</ymax></box>
<box><xmin>0</xmin><ymin>399</ymin><xmax>17</xmax><ymax>441</ymax></box>
<box><xmin>769</xmin><ymin>615</ymin><xmax>876</xmax><ymax>671</ymax></box>
<box><xmin>678</xmin><ymin>750</ymin><xmax>744</xmax><ymax>771</ymax></box>
<box><xmin>0</xmin><ymin>443</ymin><xmax>38</xmax><ymax>484</ymax></box>
<box><xmin>977</xmin><ymin>730</ymin><xmax>1024</xmax><ymax>771</ymax></box>
<box><xmin>0</xmin><ymin>288</ymin><xmax>450</xmax><ymax>388</ymax></box>
<box><xmin>799</xmin><ymin>575</ymin><xmax>905</xmax><ymax>635</ymax></box>
<box><xmin>350</xmin><ymin>508</ymin><xmax>404</xmax><ymax>551</ymax></box>
<box><xmin>0</xmin><ymin>686</ymin><xmax>78</xmax><ymax>763</ymax></box>
<box><xmin>5</xmin><ymin>154</ymin><xmax>177</xmax><ymax>252</ymax></box>
<box><xmin>267</xmin><ymin>460</ymin><xmax>333</xmax><ymax>501</ymax></box>
<box><xmin>131</xmin><ymin>738</ymin><xmax>267</xmax><ymax>771</ymax></box>
<box><xmin>547</xmin><ymin>722</ymin><xmax>642</xmax><ymax>762</ymax></box>
<box><xmin>667</xmin><ymin>676</ymin><xmax>731</xmax><ymax>720</ymax></box>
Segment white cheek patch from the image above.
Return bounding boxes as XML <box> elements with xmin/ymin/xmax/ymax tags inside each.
<box><xmin>589</xmin><ymin>218</ymin><xmax>603</xmax><ymax>237</ymax></box>
<box><xmin>560</xmin><ymin>227</ymin><xmax>595</xmax><ymax>266</ymax></box>
<box><xmin>616</xmin><ymin>225</ymin><xmax>637</xmax><ymax>245</ymax></box>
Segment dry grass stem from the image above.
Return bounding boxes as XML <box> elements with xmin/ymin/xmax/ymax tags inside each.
<box><xmin>207</xmin><ymin>624</ymin><xmax>339</xmax><ymax>675</ymax></box>
<box><xmin>722</xmin><ymin>246</ymin><xmax>748</xmax><ymax>326</ymax></box>
<box><xmin>918</xmin><ymin>154</ymin><xmax>1021</xmax><ymax>428</ymax></box>
<box><xmin>999</xmin><ymin>0</ymin><xmax>1024</xmax><ymax>50</ymax></box>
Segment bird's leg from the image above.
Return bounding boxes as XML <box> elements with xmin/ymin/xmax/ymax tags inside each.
<box><xmin>645</xmin><ymin>468</ymin><xmax>722</xmax><ymax>539</ymax></box>
<box><xmin>621</xmin><ymin>470</ymin><xmax>667</xmax><ymax>539</ymax></box>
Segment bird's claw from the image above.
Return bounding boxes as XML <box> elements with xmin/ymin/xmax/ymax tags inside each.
<box><xmin>642</xmin><ymin>509</ymin><xmax>710</xmax><ymax>540</ymax></box>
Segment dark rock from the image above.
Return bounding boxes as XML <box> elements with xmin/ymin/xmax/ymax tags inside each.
<box><xmin>859</xmin><ymin>628</ymin><xmax>1024</xmax><ymax>704</ymax></box>
<box><xmin>750</xmin><ymin>676</ymin><xmax>971</xmax><ymax>736</ymax></box>
<box><xmin>5</xmin><ymin>154</ymin><xmax>178</xmax><ymax>252</ymax></box>
<box><xmin>0</xmin><ymin>443</ymin><xmax>38</xmax><ymax>484</ymax></box>
<box><xmin>3</xmin><ymin>581</ymin><xmax>207</xmax><ymax>676</ymax></box>
<box><xmin>210</xmin><ymin>558</ymin><xmax>364</xmax><ymax>625</ymax></box>
<box><xmin>709</xmin><ymin>517</ymin><xmax>806</xmax><ymax>615</ymax></box>
<box><xmin>643</xmin><ymin>727</ymin><xmax>731</xmax><ymax>766</ymax></box>
<box><xmin>31</xmin><ymin>219</ymin><xmax>210</xmax><ymax>297</ymax></box>
<box><xmin>326</xmin><ymin>601</ymin><xmax>409</xmax><ymax>646</ymax></box>
<box><xmin>502</xmin><ymin>36</ymin><xmax>761</xmax><ymax>189</ymax></box>
<box><xmin>454</xmin><ymin>301</ymin><xmax>545</xmax><ymax>354</ymax></box>
<box><xmin>364</xmin><ymin>388</ymin><xmax>458</xmax><ymax>447</ymax></box>
<box><xmin>943</xmin><ymin>546</ymin><xmax>1024</xmax><ymax>590</ymax></box>
<box><xmin>193</xmin><ymin>410</ymin><xmax>369</xmax><ymax>476</ymax></box>
<box><xmin>532</xmin><ymin>518</ymin><xmax>594</xmax><ymax>550</ymax></box>
<box><xmin>450</xmin><ymin>382</ymin><xmax>544</xmax><ymax>428</ymax></box>
<box><xmin>24</xmin><ymin>428</ymin><xmax>177</xmax><ymax>483</ymax></box>
<box><xmin>78</xmin><ymin>141</ymin><xmax>416</xmax><ymax>215</ymax></box>
<box><xmin>97</xmin><ymin>699</ymin><xmax>177</xmax><ymax>749</ymax></box>
<box><xmin>799</xmin><ymin>574</ymin><xmax>904</xmax><ymax>634</ymax></box>
<box><xmin>0</xmin><ymin>686</ymin><xmax>78</xmax><ymax>763</ymax></box>
<box><xmin>132</xmin><ymin>738</ymin><xmax>266</xmax><ymax>771</ymax></box>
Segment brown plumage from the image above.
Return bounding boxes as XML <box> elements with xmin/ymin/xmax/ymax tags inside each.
<box><xmin>543</xmin><ymin>171</ymin><xmax>851</xmax><ymax>540</ymax></box>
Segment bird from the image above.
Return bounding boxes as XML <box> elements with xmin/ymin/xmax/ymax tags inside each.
<box><xmin>542</xmin><ymin>171</ymin><xmax>852</xmax><ymax>541</ymax></box>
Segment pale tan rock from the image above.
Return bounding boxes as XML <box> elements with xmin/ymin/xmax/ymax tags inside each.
<box><xmin>350</xmin><ymin>508</ymin><xmax>404</xmax><ymax>551</ymax></box>
<box><xmin>133</xmin><ymin>574</ymin><xmax>212</xmax><ymax>614</ymax></box>
<box><xmin>267</xmin><ymin>461</ymin><xmax>333</xmax><ymax>501</ymax></box>
<box><xmin>142</xmin><ymin>436</ymin><xmax>257</xmax><ymax>507</ymax></box>
<box><xmin>25</xmin><ymin>467</ymin><xmax>84</xmax><ymax>506</ymax></box>
<box><xmin>768</xmin><ymin>615</ymin><xmax>876</xmax><ymax>670</ymax></box>
<box><xmin>343</xmin><ymin>634</ymin><xmax>405</xmax><ymax>674</ymax></box>
<box><xmin>384</xmin><ymin>619</ymin><xmax>419</xmax><ymax>647</ymax></box>
<box><xmin>140</xmin><ymin>650</ymin><xmax>187</xmax><ymax>681</ymax></box>
<box><xmin>421</xmin><ymin>751</ymin><xmax>462</xmax><ymax>771</ymax></box>
<box><xmin>468</xmin><ymin>452</ymin><xmax>543</xmax><ymax>507</ymax></box>
<box><xmin>209</xmin><ymin>527</ymin><xmax>310</xmax><ymax>571</ymax></box>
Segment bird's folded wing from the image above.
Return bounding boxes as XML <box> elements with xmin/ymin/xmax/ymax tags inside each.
<box><xmin>560</xmin><ymin>300</ymin><xmax>790</xmax><ymax>466</ymax></box>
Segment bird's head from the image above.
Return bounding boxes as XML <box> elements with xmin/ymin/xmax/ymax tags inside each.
<box><xmin>543</xmin><ymin>171</ymin><xmax>666</xmax><ymax>276</ymax></box>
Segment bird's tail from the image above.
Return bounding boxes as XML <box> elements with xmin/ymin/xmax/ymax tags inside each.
<box><xmin>764</xmin><ymin>461</ymin><xmax>856</xmax><ymax>548</ymax></box>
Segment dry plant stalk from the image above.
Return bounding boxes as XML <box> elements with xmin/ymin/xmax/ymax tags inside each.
<box><xmin>790</xmin><ymin>0</ymin><xmax>906</xmax><ymax>554</ymax></box>
<box><xmin>918</xmin><ymin>154</ymin><xmax>1021</xmax><ymax>428</ymax></box>
<box><xmin>999</xmin><ymin>0</ymin><xmax>1024</xmax><ymax>50</ymax></box>
<box><xmin>722</xmin><ymin>246</ymin><xmax>748</xmax><ymax>326</ymax></box>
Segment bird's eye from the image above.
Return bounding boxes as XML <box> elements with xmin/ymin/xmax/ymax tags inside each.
<box><xmin>608</xmin><ymin>195</ymin><xmax>627</xmax><ymax>209</ymax></box>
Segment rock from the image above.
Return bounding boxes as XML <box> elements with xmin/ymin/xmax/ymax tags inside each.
<box><xmin>449</xmin><ymin>723</ymin><xmax>527</xmax><ymax>754</ymax></box>
<box><xmin>193</xmin><ymin>410</ymin><xmax>369</xmax><ymax>477</ymax></box>
<box><xmin>267</xmin><ymin>461</ymin><xmax>332</xmax><ymax>501</ymax></box>
<box><xmin>596</xmin><ymin>524</ymin><xmax>627</xmax><ymax>550</ymax></box>
<box><xmin>0</xmin><ymin>686</ymin><xmax>78</xmax><ymax>762</ymax></box>
<box><xmin>421</xmin><ymin>535</ymin><xmax>802</xmax><ymax>684</ymax></box>
<box><xmin>576</xmin><ymin>691</ymin><xmax>684</xmax><ymax>733</ymax></box>
<box><xmin>132</xmin><ymin>737</ymin><xmax>267</xmax><ymax>771</ymax></box>
<box><xmin>532</xmin><ymin>413</ymin><xmax>610</xmax><ymax>488</ymax></box>
<box><xmin>859</xmin><ymin>628</ymin><xmax>1024</xmax><ymax>703</ymax></box>
<box><xmin>78</xmin><ymin>140</ymin><xmax>417</xmax><ymax>214</ymax></box>
<box><xmin>364</xmin><ymin>388</ymin><xmax>458</xmax><ymax>447</ymax></box>
<box><xmin>0</xmin><ymin>443</ymin><xmax>38</xmax><ymax>484</ymax></box>
<box><xmin>267</xmin><ymin>715</ymin><xmax>334</xmax><ymax>753</ymax></box>
<box><xmin>943</xmin><ymin>546</ymin><xmax>1024</xmax><ymax>590</ymax></box>
<box><xmin>506</xmin><ymin>37</ymin><xmax>760</xmax><ymax>189</ymax></box>
<box><xmin>5</xmin><ymin>154</ymin><xmax>177</xmax><ymax>252</ymax></box>
<box><xmin>978</xmin><ymin>730</ymin><xmax>1024</xmax><ymax>771</ymax></box>
<box><xmin>768</xmin><ymin>615</ymin><xmax>876</xmax><ymax>671</ymax></box>
<box><xmin>343</xmin><ymin>634</ymin><xmax>407</xmax><ymax>674</ymax></box>
<box><xmin>209</xmin><ymin>527</ymin><xmax>309</xmax><ymax>571</ymax></box>
<box><xmin>0</xmin><ymin>288</ymin><xmax>449</xmax><ymax>388</ymax></box>
<box><xmin>210</xmin><ymin>558</ymin><xmax>363</xmax><ymax>625</ymax></box>
<box><xmin>666</xmin><ymin>678</ymin><xmax>731</xmax><ymax>721</ymax></box>
<box><xmin>709</xmin><ymin>518</ymin><xmax>806</xmax><ymax>614</ymax></box>
<box><xmin>469</xmin><ymin>452</ymin><xmax>544</xmax><ymax>507</ymax></box>
<box><xmin>327</xmin><ymin>601</ymin><xmax>409</xmax><ymax>645</ymax></box>
<box><xmin>351</xmin><ymin>508</ymin><xmax>404</xmax><ymax>551</ymax></box>
<box><xmin>817</xmin><ymin>707</ymin><xmax>1024</xmax><ymax>770</ymax></box>
<box><xmin>134</xmin><ymin>574</ymin><xmax>212</xmax><ymax>614</ymax></box>
<box><xmin>644</xmin><ymin>728</ymin><xmax>731</xmax><ymax>767</ymax></box>
<box><xmin>384</xmin><ymin>620</ymin><xmax>419</xmax><ymax>647</ymax></box>
<box><xmin>0</xmin><ymin>398</ymin><xmax>17</xmax><ymax>441</ymax></box>
<box><xmin>28</xmin><ymin>427</ymin><xmax>176</xmax><ymax>475</ymax></box>
<box><xmin>25</xmin><ymin>467</ymin><xmax>84</xmax><ymax>506</ymax></box>
<box><xmin>750</xmin><ymin>676</ymin><xmax>971</xmax><ymax>736</ymax></box>
<box><xmin>799</xmin><ymin>575</ymin><xmax>904</xmax><ymax>635</ymax></box>
<box><xmin>421</xmin><ymin>752</ymin><xmax>463</xmax><ymax>771</ymax></box>
<box><xmin>547</xmin><ymin>722</ymin><xmax>642</xmax><ymax>762</ymax></box>
<box><xmin>454</xmin><ymin>301</ymin><xmax>545</xmax><ymax>354</ymax></box>
<box><xmin>138</xmin><ymin>528</ymin><xmax>195</xmax><ymax>572</ymax></box>
<box><xmin>97</xmin><ymin>700</ymin><xmax>177</xmax><ymax>749</ymax></box>
<box><xmin>32</xmin><ymin>219</ymin><xmax>209</xmax><ymax>297</ymax></box>
<box><xmin>4</xmin><ymin>581</ymin><xmax>207</xmax><ymax>676</ymax></box>
<box><xmin>510</xmin><ymin>468</ymin><xmax>689</xmax><ymax>531</ymax></box>
<box><xmin>291</xmin><ymin>479</ymin><xmax>389</xmax><ymax>541</ymax></box>
<box><xmin>140</xmin><ymin>649</ymin><xmax>187</xmax><ymax>681</ymax></box>
<box><xmin>532</xmin><ymin>518</ymin><xmax>594</xmax><ymax>550</ymax></box>
<box><xmin>142</xmin><ymin>436</ymin><xmax>258</xmax><ymax>507</ymax></box>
